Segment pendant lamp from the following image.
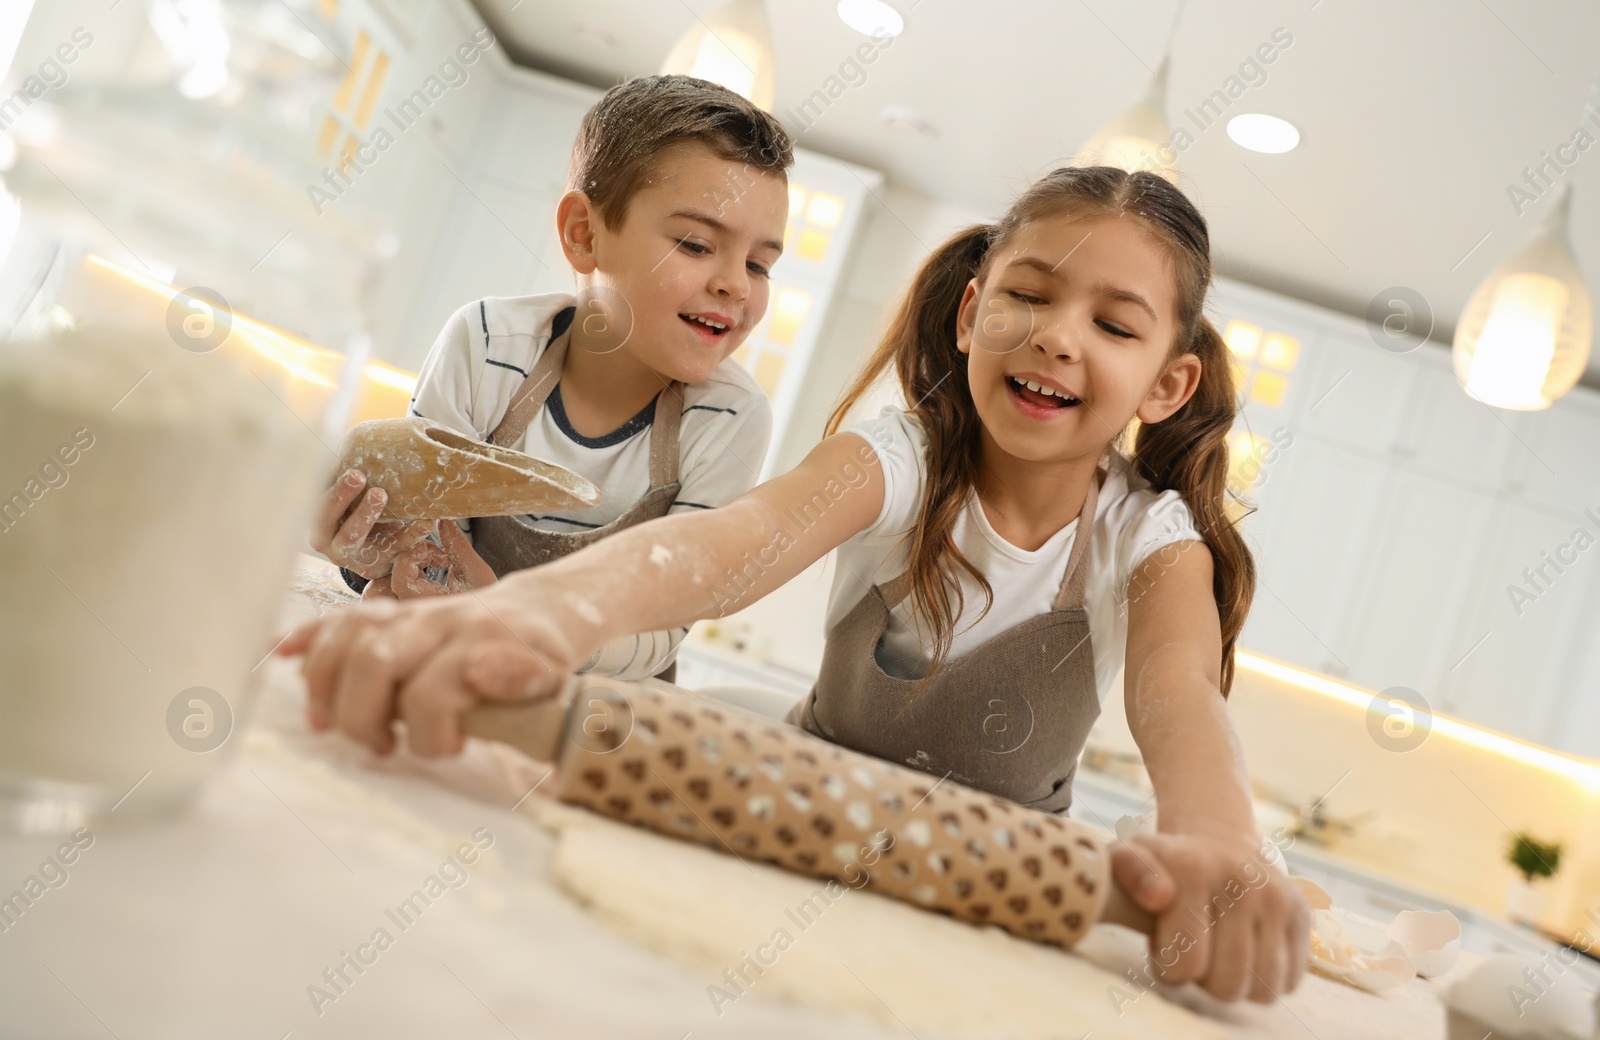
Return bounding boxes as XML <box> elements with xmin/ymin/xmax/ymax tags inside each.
<box><xmin>1075</xmin><ymin>56</ymin><xmax>1178</xmax><ymax>182</ymax></box>
<box><xmin>1073</xmin><ymin>1</ymin><xmax>1186</xmax><ymax>181</ymax></box>
<box><xmin>660</xmin><ymin>0</ymin><xmax>776</xmax><ymax>112</ymax></box>
<box><xmin>1454</xmin><ymin>185</ymin><xmax>1592</xmax><ymax>411</ymax></box>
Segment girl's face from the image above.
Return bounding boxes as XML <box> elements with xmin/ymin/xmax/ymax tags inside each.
<box><xmin>954</xmin><ymin>212</ymin><xmax>1202</xmax><ymax>465</ymax></box>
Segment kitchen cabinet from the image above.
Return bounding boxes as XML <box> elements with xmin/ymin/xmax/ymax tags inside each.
<box><xmin>1501</xmin><ymin>390</ymin><xmax>1600</xmax><ymax>514</ymax></box>
<box><xmin>1240</xmin><ymin>436</ymin><xmax>1390</xmax><ymax>678</ymax></box>
<box><xmin>1211</xmin><ymin>275</ymin><xmax>1600</xmax><ymax>755</ymax></box>
<box><xmin>1294</xmin><ymin>328</ymin><xmax>1419</xmax><ymax>459</ymax></box>
<box><xmin>1440</xmin><ymin>500</ymin><xmax>1596</xmax><ymax>740</ymax></box>
<box><xmin>1399</xmin><ymin>362</ymin><xmax>1523</xmax><ymax>493</ymax></box>
<box><xmin>1338</xmin><ymin>467</ymin><xmax>1496</xmax><ymax>699</ymax></box>
<box><xmin>1552</xmin><ymin>581</ymin><xmax>1600</xmax><ymax>758</ymax></box>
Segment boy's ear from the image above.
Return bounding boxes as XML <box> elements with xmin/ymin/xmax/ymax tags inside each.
<box><xmin>953</xmin><ymin>278</ymin><xmax>982</xmax><ymax>355</ymax></box>
<box><xmin>1136</xmin><ymin>352</ymin><xmax>1203</xmax><ymax>424</ymax></box>
<box><xmin>555</xmin><ymin>190</ymin><xmax>600</xmax><ymax>275</ymax></box>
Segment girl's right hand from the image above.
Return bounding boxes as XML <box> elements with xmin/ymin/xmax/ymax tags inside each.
<box><xmin>310</xmin><ymin>468</ymin><xmax>433</xmax><ymax>579</ymax></box>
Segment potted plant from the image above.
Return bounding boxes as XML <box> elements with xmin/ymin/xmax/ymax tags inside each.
<box><xmin>1505</xmin><ymin>833</ymin><xmax>1563</xmax><ymax>925</ymax></box>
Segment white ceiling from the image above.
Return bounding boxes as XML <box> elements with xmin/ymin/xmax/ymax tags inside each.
<box><xmin>472</xmin><ymin>0</ymin><xmax>1600</xmax><ymax>387</ymax></box>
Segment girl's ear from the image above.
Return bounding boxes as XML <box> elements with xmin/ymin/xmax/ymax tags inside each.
<box><xmin>953</xmin><ymin>277</ymin><xmax>983</xmax><ymax>355</ymax></box>
<box><xmin>555</xmin><ymin>191</ymin><xmax>600</xmax><ymax>275</ymax></box>
<box><xmin>1137</xmin><ymin>351</ymin><xmax>1203</xmax><ymax>424</ymax></box>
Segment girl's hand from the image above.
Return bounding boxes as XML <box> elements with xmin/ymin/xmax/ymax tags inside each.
<box><xmin>361</xmin><ymin>573</ymin><xmax>397</xmax><ymax>600</ymax></box>
<box><xmin>311</xmin><ymin>469</ymin><xmax>433</xmax><ymax>579</ymax></box>
<box><xmin>390</xmin><ymin>521</ymin><xmax>498</xmax><ymax>599</ymax></box>
<box><xmin>274</xmin><ymin>574</ymin><xmax>588</xmax><ymax>757</ymax></box>
<box><xmin>1110</xmin><ymin>830</ymin><xmax>1310</xmax><ymax>1004</ymax></box>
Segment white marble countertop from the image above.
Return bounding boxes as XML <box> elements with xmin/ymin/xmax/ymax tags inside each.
<box><xmin>0</xmin><ymin>555</ymin><xmax>1467</xmax><ymax>1039</ymax></box>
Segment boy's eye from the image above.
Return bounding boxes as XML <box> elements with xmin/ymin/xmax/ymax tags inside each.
<box><xmin>1097</xmin><ymin>319</ymin><xmax>1134</xmax><ymax>339</ymax></box>
<box><xmin>747</xmin><ymin>261</ymin><xmax>771</xmax><ymax>278</ymax></box>
<box><xmin>677</xmin><ymin>238</ymin><xmax>711</xmax><ymax>255</ymax></box>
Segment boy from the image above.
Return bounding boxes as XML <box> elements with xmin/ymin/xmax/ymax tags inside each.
<box><xmin>309</xmin><ymin>74</ymin><xmax>793</xmax><ymax>681</ymax></box>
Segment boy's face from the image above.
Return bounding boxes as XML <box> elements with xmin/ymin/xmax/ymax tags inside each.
<box><xmin>571</xmin><ymin>141</ymin><xmax>789</xmax><ymax>385</ymax></box>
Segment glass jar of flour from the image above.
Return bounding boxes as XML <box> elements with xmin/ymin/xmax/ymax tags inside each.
<box><xmin>0</xmin><ymin>0</ymin><xmax>391</xmax><ymax>831</ymax></box>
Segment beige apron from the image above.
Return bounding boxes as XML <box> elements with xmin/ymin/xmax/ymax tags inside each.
<box><xmin>472</xmin><ymin>324</ymin><xmax>684</xmax><ymax>681</ymax></box>
<box><xmin>787</xmin><ymin>466</ymin><xmax>1105</xmax><ymax>812</ymax></box>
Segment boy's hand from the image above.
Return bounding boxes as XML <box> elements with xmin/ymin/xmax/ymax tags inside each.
<box><xmin>361</xmin><ymin>574</ymin><xmax>398</xmax><ymax>600</ymax></box>
<box><xmin>311</xmin><ymin>469</ymin><xmax>433</xmax><ymax>579</ymax></box>
<box><xmin>391</xmin><ymin>521</ymin><xmax>498</xmax><ymax>599</ymax></box>
<box><xmin>275</xmin><ymin>573</ymin><xmax>586</xmax><ymax>757</ymax></box>
<box><xmin>1110</xmin><ymin>830</ymin><xmax>1310</xmax><ymax>1004</ymax></box>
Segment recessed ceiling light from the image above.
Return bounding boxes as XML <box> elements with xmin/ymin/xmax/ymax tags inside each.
<box><xmin>573</xmin><ymin>22</ymin><xmax>617</xmax><ymax>49</ymax></box>
<box><xmin>837</xmin><ymin>0</ymin><xmax>904</xmax><ymax>38</ymax></box>
<box><xmin>1226</xmin><ymin>113</ymin><xmax>1300</xmax><ymax>154</ymax></box>
<box><xmin>881</xmin><ymin>105</ymin><xmax>935</xmax><ymax>140</ymax></box>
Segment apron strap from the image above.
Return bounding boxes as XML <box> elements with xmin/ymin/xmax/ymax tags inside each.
<box><xmin>878</xmin><ymin>465</ymin><xmax>1104</xmax><ymax>615</ymax></box>
<box><xmin>487</xmin><ymin>323</ymin><xmax>684</xmax><ymax>491</ymax></box>
<box><xmin>1051</xmin><ymin>465</ymin><xmax>1103</xmax><ymax>612</ymax></box>
<box><xmin>488</xmin><ymin>325</ymin><xmax>568</xmax><ymax>448</ymax></box>
<box><xmin>648</xmin><ymin>380</ymin><xmax>684</xmax><ymax>488</ymax></box>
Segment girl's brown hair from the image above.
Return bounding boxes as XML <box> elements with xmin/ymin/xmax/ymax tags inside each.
<box><xmin>826</xmin><ymin>166</ymin><xmax>1255</xmax><ymax>695</ymax></box>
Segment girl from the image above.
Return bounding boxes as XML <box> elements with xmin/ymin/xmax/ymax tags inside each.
<box><xmin>281</xmin><ymin>166</ymin><xmax>1311</xmax><ymax>1004</ymax></box>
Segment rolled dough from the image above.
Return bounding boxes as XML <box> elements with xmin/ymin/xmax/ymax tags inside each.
<box><xmin>534</xmin><ymin>799</ymin><xmax>1230</xmax><ymax>1040</ymax></box>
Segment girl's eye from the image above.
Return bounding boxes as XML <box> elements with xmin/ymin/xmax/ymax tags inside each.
<box><xmin>1007</xmin><ymin>290</ymin><xmax>1042</xmax><ymax>304</ymax></box>
<box><xmin>1097</xmin><ymin>319</ymin><xmax>1134</xmax><ymax>339</ymax></box>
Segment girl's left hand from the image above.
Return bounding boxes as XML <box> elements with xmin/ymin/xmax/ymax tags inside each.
<box><xmin>391</xmin><ymin>520</ymin><xmax>498</xmax><ymax>598</ymax></box>
<box><xmin>1110</xmin><ymin>829</ymin><xmax>1310</xmax><ymax>1004</ymax></box>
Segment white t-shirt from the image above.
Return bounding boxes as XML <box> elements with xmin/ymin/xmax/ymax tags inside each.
<box><xmin>826</xmin><ymin>406</ymin><xmax>1203</xmax><ymax>705</ymax></box>
<box><xmin>409</xmin><ymin>293</ymin><xmax>772</xmax><ymax>679</ymax></box>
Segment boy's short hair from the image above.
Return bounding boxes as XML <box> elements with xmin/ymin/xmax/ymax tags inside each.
<box><xmin>568</xmin><ymin>74</ymin><xmax>795</xmax><ymax>230</ymax></box>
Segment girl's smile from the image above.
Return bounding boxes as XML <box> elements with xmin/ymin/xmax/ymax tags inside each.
<box><xmin>1004</xmin><ymin>371</ymin><xmax>1084</xmax><ymax>419</ymax></box>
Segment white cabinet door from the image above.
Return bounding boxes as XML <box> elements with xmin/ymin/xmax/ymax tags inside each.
<box><xmin>1241</xmin><ymin>436</ymin><xmax>1390</xmax><ymax>677</ymax></box>
<box><xmin>1296</xmin><ymin>328</ymin><xmax>1419</xmax><ymax>458</ymax></box>
<box><xmin>1399</xmin><ymin>360</ymin><xmax>1522</xmax><ymax>492</ymax></box>
<box><xmin>1439</xmin><ymin>501</ymin><xmax>1595</xmax><ymax>744</ymax></box>
<box><xmin>404</xmin><ymin>180</ymin><xmax>566</xmax><ymax>369</ymax></box>
<box><xmin>1337</xmin><ymin>467</ymin><xmax>1495</xmax><ymax>698</ymax></box>
<box><xmin>1551</xmin><ymin>579</ymin><xmax>1600</xmax><ymax>758</ymax></box>
<box><xmin>478</xmin><ymin>78</ymin><xmax>592</xmax><ymax>196</ymax></box>
<box><xmin>1500</xmin><ymin>392</ymin><xmax>1600</xmax><ymax>514</ymax></box>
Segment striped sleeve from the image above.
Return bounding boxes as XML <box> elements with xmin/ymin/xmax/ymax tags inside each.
<box><xmin>583</xmin><ymin>626</ymin><xmax>691</xmax><ymax>681</ymax></box>
<box><xmin>407</xmin><ymin>301</ymin><xmax>487</xmax><ymax>438</ymax></box>
<box><xmin>668</xmin><ymin>383</ymin><xmax>773</xmax><ymax>514</ymax></box>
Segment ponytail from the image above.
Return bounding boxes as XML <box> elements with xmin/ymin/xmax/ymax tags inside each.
<box><xmin>1128</xmin><ymin>316</ymin><xmax>1255</xmax><ymax>696</ymax></box>
<box><xmin>828</xmin><ymin>225</ymin><xmax>997</xmax><ymax>679</ymax></box>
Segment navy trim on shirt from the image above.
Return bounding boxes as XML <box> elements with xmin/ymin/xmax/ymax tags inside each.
<box><xmin>550</xmin><ymin>305</ymin><xmax>576</xmax><ymax>340</ymax></box>
<box><xmin>522</xmin><ymin>513</ymin><xmax>604</xmax><ymax>530</ymax></box>
<box><xmin>548</xmin><ymin>384</ymin><xmax>658</xmax><ymax>449</ymax></box>
<box><xmin>684</xmin><ymin>403</ymin><xmax>738</xmax><ymax>416</ymax></box>
<box><xmin>479</xmin><ymin>302</ymin><xmax>660</xmax><ymax>448</ymax></box>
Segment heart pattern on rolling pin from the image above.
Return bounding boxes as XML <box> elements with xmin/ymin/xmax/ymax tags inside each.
<box><xmin>551</xmin><ymin>684</ymin><xmax>1111</xmax><ymax>949</ymax></box>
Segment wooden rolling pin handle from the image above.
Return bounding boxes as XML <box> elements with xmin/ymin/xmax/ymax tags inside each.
<box><xmin>1100</xmin><ymin>880</ymin><xmax>1157</xmax><ymax>934</ymax></box>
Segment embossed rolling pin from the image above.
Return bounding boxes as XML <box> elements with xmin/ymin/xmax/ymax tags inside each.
<box><xmin>463</xmin><ymin>676</ymin><xmax>1155</xmax><ymax>948</ymax></box>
